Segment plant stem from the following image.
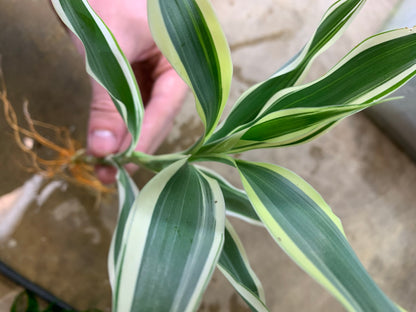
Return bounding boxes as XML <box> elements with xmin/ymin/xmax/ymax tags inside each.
<box><xmin>119</xmin><ymin>151</ymin><xmax>189</xmax><ymax>172</ymax></box>
<box><xmin>71</xmin><ymin>148</ymin><xmax>233</xmax><ymax>173</ymax></box>
<box><xmin>71</xmin><ymin>149</ymin><xmax>112</xmax><ymax>166</ymax></box>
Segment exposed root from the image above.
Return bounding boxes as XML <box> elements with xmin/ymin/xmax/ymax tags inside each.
<box><xmin>0</xmin><ymin>65</ymin><xmax>113</xmax><ymax>194</ymax></box>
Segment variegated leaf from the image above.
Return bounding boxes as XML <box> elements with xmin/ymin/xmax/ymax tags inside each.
<box><xmin>148</xmin><ymin>0</ymin><xmax>232</xmax><ymax>139</ymax></box>
<box><xmin>108</xmin><ymin>166</ymin><xmax>139</xmax><ymax>293</ymax></box>
<box><xmin>113</xmin><ymin>159</ymin><xmax>225</xmax><ymax>312</ymax></box>
<box><xmin>208</xmin><ymin>0</ymin><xmax>366</xmax><ymax>142</ymax></box>
<box><xmin>235</xmin><ymin>160</ymin><xmax>401</xmax><ymax>312</ymax></box>
<box><xmin>203</xmin><ymin>27</ymin><xmax>416</xmax><ymax>153</ymax></box>
<box><xmin>199</xmin><ymin>167</ymin><xmax>262</xmax><ymax>226</ymax></box>
<box><xmin>51</xmin><ymin>0</ymin><xmax>144</xmax><ymax>154</ymax></box>
<box><xmin>218</xmin><ymin>220</ymin><xmax>268</xmax><ymax>312</ymax></box>
<box><xmin>229</xmin><ymin>103</ymin><xmax>375</xmax><ymax>152</ymax></box>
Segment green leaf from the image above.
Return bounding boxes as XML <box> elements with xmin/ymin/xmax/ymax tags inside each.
<box><xmin>235</xmin><ymin>160</ymin><xmax>400</xmax><ymax>312</ymax></box>
<box><xmin>113</xmin><ymin>159</ymin><xmax>225</xmax><ymax>312</ymax></box>
<box><xmin>218</xmin><ymin>220</ymin><xmax>268</xmax><ymax>312</ymax></box>
<box><xmin>198</xmin><ymin>166</ymin><xmax>262</xmax><ymax>226</ymax></box>
<box><xmin>148</xmin><ymin>0</ymin><xmax>232</xmax><ymax>139</ymax></box>
<box><xmin>11</xmin><ymin>291</ymin><xmax>39</xmax><ymax>312</ymax></box>
<box><xmin>51</xmin><ymin>0</ymin><xmax>143</xmax><ymax>154</ymax></box>
<box><xmin>208</xmin><ymin>27</ymin><xmax>416</xmax><ymax>153</ymax></box>
<box><xmin>208</xmin><ymin>0</ymin><xmax>366</xmax><ymax>142</ymax></box>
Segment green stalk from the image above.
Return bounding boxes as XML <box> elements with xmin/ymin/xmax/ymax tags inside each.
<box><xmin>119</xmin><ymin>152</ymin><xmax>189</xmax><ymax>172</ymax></box>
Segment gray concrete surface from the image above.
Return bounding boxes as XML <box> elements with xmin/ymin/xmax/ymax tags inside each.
<box><xmin>366</xmin><ymin>0</ymin><xmax>416</xmax><ymax>162</ymax></box>
<box><xmin>1</xmin><ymin>0</ymin><xmax>416</xmax><ymax>311</ymax></box>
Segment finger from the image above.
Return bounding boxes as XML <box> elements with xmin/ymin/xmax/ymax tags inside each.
<box><xmin>87</xmin><ymin>80</ymin><xmax>128</xmax><ymax>158</ymax></box>
<box><xmin>95</xmin><ymin>165</ymin><xmax>118</xmax><ymax>185</ymax></box>
<box><xmin>87</xmin><ymin>79</ymin><xmax>131</xmax><ymax>184</ymax></box>
<box><xmin>119</xmin><ymin>59</ymin><xmax>188</xmax><ymax>155</ymax></box>
<box><xmin>138</xmin><ymin>67</ymin><xmax>188</xmax><ymax>154</ymax></box>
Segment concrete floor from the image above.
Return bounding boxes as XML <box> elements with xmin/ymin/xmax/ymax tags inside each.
<box><xmin>1</xmin><ymin>0</ymin><xmax>416</xmax><ymax>311</ymax></box>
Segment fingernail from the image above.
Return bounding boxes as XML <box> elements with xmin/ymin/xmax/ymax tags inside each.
<box><xmin>88</xmin><ymin>129</ymin><xmax>118</xmax><ymax>156</ymax></box>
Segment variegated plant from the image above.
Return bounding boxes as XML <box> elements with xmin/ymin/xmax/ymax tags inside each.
<box><xmin>52</xmin><ymin>0</ymin><xmax>416</xmax><ymax>311</ymax></box>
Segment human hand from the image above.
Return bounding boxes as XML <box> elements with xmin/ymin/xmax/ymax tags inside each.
<box><xmin>69</xmin><ymin>0</ymin><xmax>187</xmax><ymax>184</ymax></box>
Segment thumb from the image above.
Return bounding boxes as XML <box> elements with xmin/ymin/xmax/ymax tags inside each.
<box><xmin>87</xmin><ymin>80</ymin><xmax>128</xmax><ymax>157</ymax></box>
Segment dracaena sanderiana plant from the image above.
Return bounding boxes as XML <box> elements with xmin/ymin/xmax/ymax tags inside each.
<box><xmin>51</xmin><ymin>0</ymin><xmax>416</xmax><ymax>311</ymax></box>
